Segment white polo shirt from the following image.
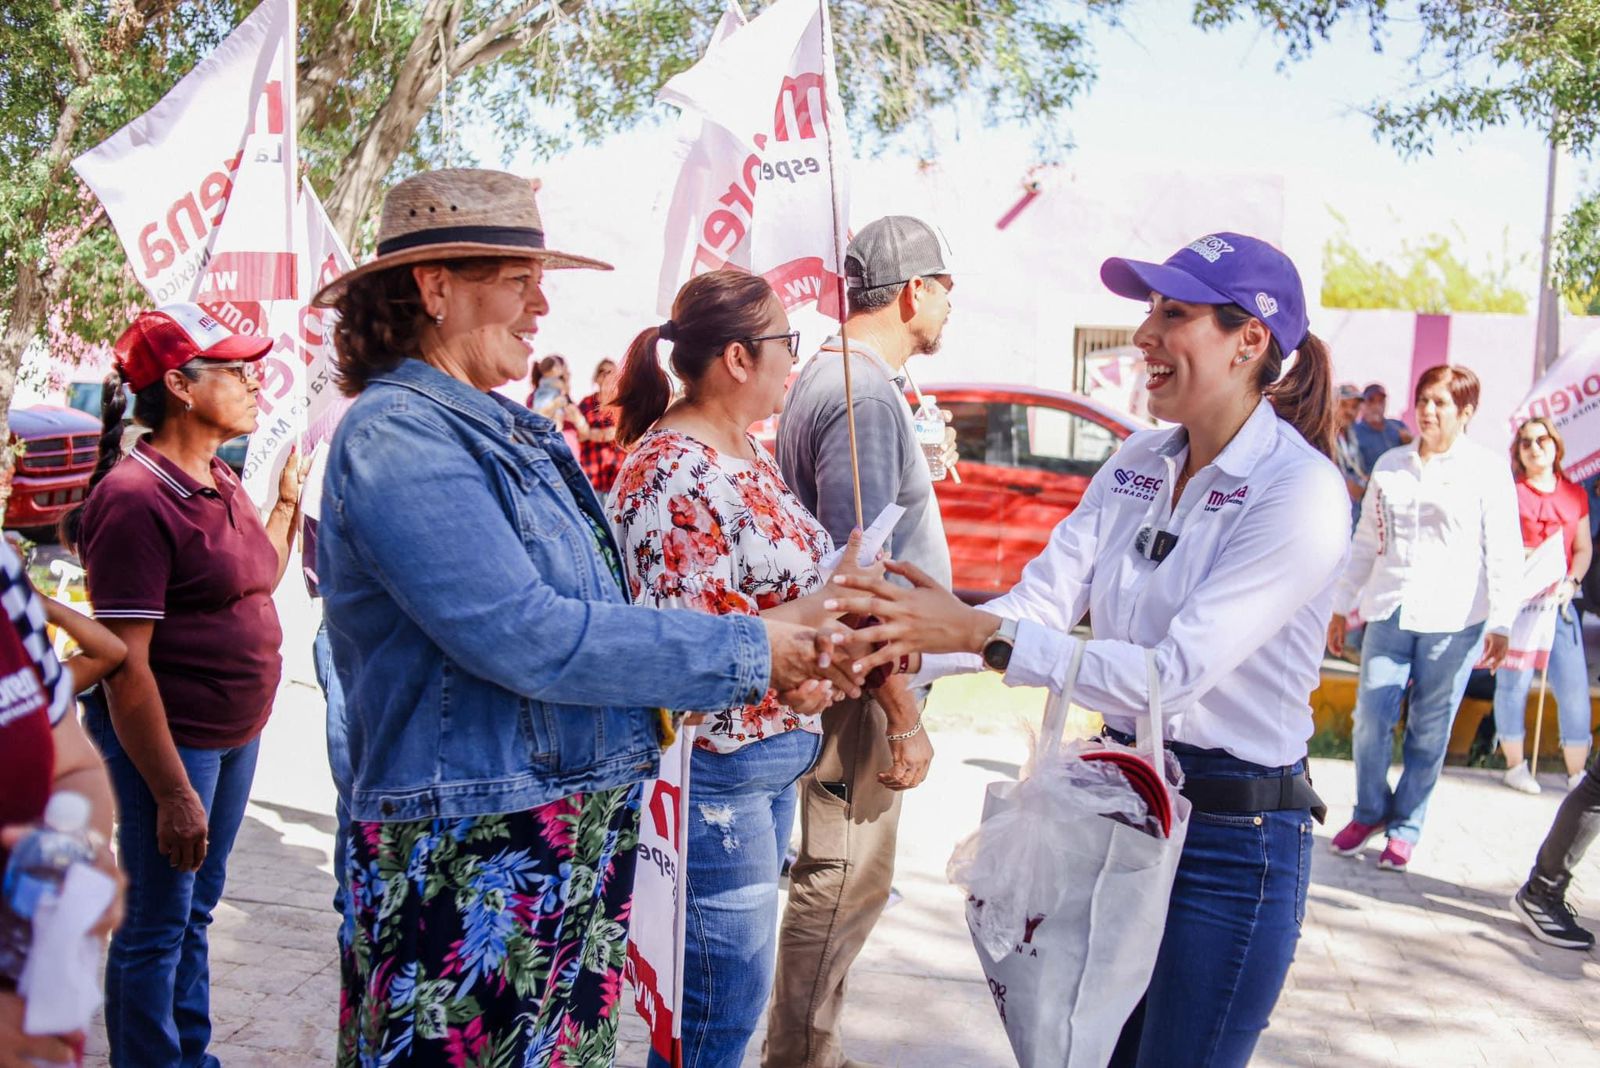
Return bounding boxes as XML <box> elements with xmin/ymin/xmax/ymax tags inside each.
<box><xmin>1331</xmin><ymin>438</ymin><xmax>1521</xmax><ymax>635</ymax></box>
<box><xmin>919</xmin><ymin>398</ymin><xmax>1351</xmax><ymax>767</ymax></box>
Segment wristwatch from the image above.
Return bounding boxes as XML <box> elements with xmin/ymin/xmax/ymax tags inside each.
<box><xmin>981</xmin><ymin>618</ymin><xmax>1019</xmax><ymax>673</ymax></box>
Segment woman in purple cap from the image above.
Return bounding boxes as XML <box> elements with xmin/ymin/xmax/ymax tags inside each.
<box><xmin>61</xmin><ymin>304</ymin><xmax>309</xmax><ymax>1068</ymax></box>
<box><xmin>826</xmin><ymin>233</ymin><xmax>1349</xmax><ymax>1066</ymax></box>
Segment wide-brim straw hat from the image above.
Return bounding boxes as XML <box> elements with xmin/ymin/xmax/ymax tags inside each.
<box><xmin>311</xmin><ymin>168</ymin><xmax>612</xmax><ymax>307</ymax></box>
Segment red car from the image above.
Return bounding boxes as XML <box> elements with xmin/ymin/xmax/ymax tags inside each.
<box><xmin>3</xmin><ymin>405</ymin><xmax>103</xmax><ymax>534</ymax></box>
<box><xmin>925</xmin><ymin>384</ymin><xmax>1145</xmax><ymax>600</ymax></box>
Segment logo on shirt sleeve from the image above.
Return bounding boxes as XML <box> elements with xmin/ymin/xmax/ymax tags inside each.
<box><xmin>1111</xmin><ymin>468</ymin><xmax>1163</xmax><ymax>501</ymax></box>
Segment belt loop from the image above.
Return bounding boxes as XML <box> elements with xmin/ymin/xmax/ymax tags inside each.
<box><xmin>1279</xmin><ymin>766</ymin><xmax>1294</xmax><ymax>808</ymax></box>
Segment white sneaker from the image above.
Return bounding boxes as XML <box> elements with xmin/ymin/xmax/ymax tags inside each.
<box><xmin>1503</xmin><ymin>763</ymin><xmax>1542</xmax><ymax>795</ymax></box>
<box><xmin>1569</xmin><ymin>771</ymin><xmax>1587</xmax><ymax>791</ymax></box>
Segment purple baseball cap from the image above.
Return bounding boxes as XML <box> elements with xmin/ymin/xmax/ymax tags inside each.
<box><xmin>1101</xmin><ymin>232</ymin><xmax>1309</xmax><ymax>354</ymax></box>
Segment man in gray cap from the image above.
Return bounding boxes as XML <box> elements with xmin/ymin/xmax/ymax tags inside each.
<box><xmin>766</xmin><ymin>216</ymin><xmax>955</xmax><ymax>1068</ymax></box>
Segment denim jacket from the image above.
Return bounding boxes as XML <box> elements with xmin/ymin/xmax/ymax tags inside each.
<box><xmin>319</xmin><ymin>359</ymin><xmax>771</xmax><ymax>822</ymax></box>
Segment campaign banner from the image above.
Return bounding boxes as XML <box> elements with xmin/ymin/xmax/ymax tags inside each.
<box><xmin>1502</xmin><ymin>534</ymin><xmax>1568</xmax><ymax>673</ymax></box>
<box><xmin>237</xmin><ymin>184</ymin><xmax>353</xmax><ymax>503</ymax></box>
<box><xmin>71</xmin><ymin>0</ymin><xmax>293</xmax><ymax>307</ymax></box>
<box><xmin>625</xmin><ymin>729</ymin><xmax>693</xmax><ymax>1068</ymax></box>
<box><xmin>657</xmin><ymin>0</ymin><xmax>852</xmax><ymax>321</ymax></box>
<box><xmin>1510</xmin><ymin>330</ymin><xmax>1600</xmax><ymax>482</ymax></box>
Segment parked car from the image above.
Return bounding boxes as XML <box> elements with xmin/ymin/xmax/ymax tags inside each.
<box><xmin>65</xmin><ymin>380</ymin><xmax>248</xmax><ymax>473</ymax></box>
<box><xmin>758</xmin><ymin>381</ymin><xmax>1147</xmax><ymax>601</ymax></box>
<box><xmin>4</xmin><ymin>405</ymin><xmax>103</xmax><ymax>534</ymax></box>
<box><xmin>923</xmin><ymin>384</ymin><xmax>1145</xmax><ymax>599</ymax></box>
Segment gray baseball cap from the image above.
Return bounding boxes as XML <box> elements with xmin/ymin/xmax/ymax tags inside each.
<box><xmin>844</xmin><ymin>216</ymin><xmax>951</xmax><ymax>290</ymax></box>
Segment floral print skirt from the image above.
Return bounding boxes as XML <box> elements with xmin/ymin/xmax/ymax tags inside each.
<box><xmin>338</xmin><ymin>784</ymin><xmax>642</xmax><ymax>1067</ymax></box>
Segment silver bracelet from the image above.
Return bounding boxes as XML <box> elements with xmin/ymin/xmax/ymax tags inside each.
<box><xmin>886</xmin><ymin>719</ymin><xmax>923</xmax><ymax>742</ymax></box>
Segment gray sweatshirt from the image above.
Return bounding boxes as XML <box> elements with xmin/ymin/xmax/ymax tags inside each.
<box><xmin>777</xmin><ymin>337</ymin><xmax>953</xmax><ymax>590</ymax></box>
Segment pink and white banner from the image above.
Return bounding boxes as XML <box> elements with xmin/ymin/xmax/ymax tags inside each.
<box><xmin>626</xmin><ymin>731</ymin><xmax>693</xmax><ymax>1068</ymax></box>
<box><xmin>1510</xmin><ymin>330</ymin><xmax>1600</xmax><ymax>482</ymax></box>
<box><xmin>1502</xmin><ymin>535</ymin><xmax>1569</xmax><ymax>673</ymax></box>
<box><xmin>656</xmin><ymin>0</ymin><xmax>852</xmax><ymax>322</ymax></box>
<box><xmin>71</xmin><ymin>0</ymin><xmax>295</xmax><ymax>308</ymax></box>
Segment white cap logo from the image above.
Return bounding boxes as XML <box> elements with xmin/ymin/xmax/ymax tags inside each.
<box><xmin>158</xmin><ymin>302</ymin><xmax>235</xmax><ymax>349</ymax></box>
<box><xmin>1255</xmin><ymin>292</ymin><xmax>1279</xmax><ymax>318</ymax></box>
<box><xmin>1186</xmin><ymin>235</ymin><xmax>1236</xmax><ymax>263</ymax></box>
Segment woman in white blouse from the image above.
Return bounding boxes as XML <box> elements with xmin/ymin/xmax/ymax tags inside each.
<box><xmin>1325</xmin><ymin>364</ymin><xmax>1520</xmax><ymax>871</ymax></box>
<box><xmin>831</xmin><ymin>234</ymin><xmax>1350</xmax><ymax>1067</ymax></box>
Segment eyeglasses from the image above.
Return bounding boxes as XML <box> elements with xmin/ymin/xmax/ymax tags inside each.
<box><xmin>199</xmin><ymin>361</ymin><xmax>261</xmax><ymax>384</ymax></box>
<box><xmin>743</xmin><ymin>331</ymin><xmax>802</xmax><ymax>361</ymax></box>
<box><xmin>1518</xmin><ymin>434</ymin><xmax>1554</xmax><ymax>449</ymax></box>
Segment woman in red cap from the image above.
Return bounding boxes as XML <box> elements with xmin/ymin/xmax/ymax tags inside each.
<box><xmin>828</xmin><ymin>233</ymin><xmax>1348</xmax><ymax>1067</ymax></box>
<box><xmin>60</xmin><ymin>303</ymin><xmax>309</xmax><ymax>1068</ymax></box>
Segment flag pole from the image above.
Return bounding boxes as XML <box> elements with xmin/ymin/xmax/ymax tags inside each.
<box><xmin>818</xmin><ymin>0</ymin><xmax>863</xmax><ymax>529</ymax></box>
<box><xmin>1530</xmin><ymin>660</ymin><xmax>1551</xmax><ymax>780</ymax></box>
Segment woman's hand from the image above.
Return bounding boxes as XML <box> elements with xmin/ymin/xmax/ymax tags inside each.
<box><xmin>1326</xmin><ymin>615</ymin><xmax>1348</xmax><ymax>657</ymax></box>
<box><xmin>779</xmin><ymin>679</ymin><xmax>837</xmax><ymax>716</ymax></box>
<box><xmin>824</xmin><ymin>561</ymin><xmax>997</xmax><ymax>675</ymax></box>
<box><xmin>0</xmin><ymin>824</ymin><xmax>123</xmax><ymax>938</ymax></box>
<box><xmin>156</xmin><ymin>781</ymin><xmax>208</xmax><ymax>872</ymax></box>
<box><xmin>763</xmin><ymin>619</ymin><xmax>867</xmax><ymax>698</ymax></box>
<box><xmin>0</xmin><ymin>991</ymin><xmax>76</xmax><ymax>1067</ymax></box>
<box><xmin>1481</xmin><ymin>631</ymin><xmax>1510</xmax><ymax>672</ymax></box>
<box><xmin>276</xmin><ymin>446</ymin><xmax>312</xmax><ymax>509</ymax></box>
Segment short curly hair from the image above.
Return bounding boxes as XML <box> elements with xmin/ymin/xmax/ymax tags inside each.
<box><xmin>331</xmin><ymin>257</ymin><xmax>506</xmax><ymax>396</ymax></box>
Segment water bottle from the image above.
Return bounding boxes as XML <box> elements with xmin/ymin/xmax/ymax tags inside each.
<box><xmin>0</xmin><ymin>792</ymin><xmax>95</xmax><ymax>983</ymax></box>
<box><xmin>914</xmin><ymin>394</ymin><xmax>947</xmax><ymax>481</ymax></box>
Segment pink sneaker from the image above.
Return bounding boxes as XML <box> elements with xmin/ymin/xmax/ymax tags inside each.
<box><xmin>1329</xmin><ymin>819</ymin><xmax>1384</xmax><ymax>856</ymax></box>
<box><xmin>1378</xmin><ymin>838</ymin><xmax>1413</xmax><ymax>872</ymax></box>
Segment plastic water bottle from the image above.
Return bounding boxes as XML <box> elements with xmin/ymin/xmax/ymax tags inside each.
<box><xmin>914</xmin><ymin>394</ymin><xmax>947</xmax><ymax>481</ymax></box>
<box><xmin>0</xmin><ymin>792</ymin><xmax>95</xmax><ymax>983</ymax></box>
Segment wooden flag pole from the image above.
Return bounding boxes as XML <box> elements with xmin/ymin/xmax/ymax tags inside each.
<box><xmin>1530</xmin><ymin>660</ymin><xmax>1552</xmax><ymax>780</ymax></box>
<box><xmin>818</xmin><ymin>0</ymin><xmax>863</xmax><ymax>528</ymax></box>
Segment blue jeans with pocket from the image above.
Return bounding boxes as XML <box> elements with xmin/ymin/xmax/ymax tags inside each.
<box><xmin>85</xmin><ymin>693</ymin><xmax>260</xmax><ymax>1068</ymax></box>
<box><xmin>1492</xmin><ymin>607</ymin><xmax>1593</xmax><ymax>749</ymax></box>
<box><xmin>1351</xmin><ymin>612</ymin><xmax>1485</xmax><ymax>843</ymax></box>
<box><xmin>1111</xmin><ymin>745</ymin><xmax>1312</xmax><ymax>1068</ymax></box>
<box><xmin>648</xmin><ymin>727</ymin><xmax>821</xmax><ymax>1068</ymax></box>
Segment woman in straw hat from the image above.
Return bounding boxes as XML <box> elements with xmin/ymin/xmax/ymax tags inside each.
<box><xmin>312</xmin><ymin>169</ymin><xmax>865</xmax><ymax>1067</ymax></box>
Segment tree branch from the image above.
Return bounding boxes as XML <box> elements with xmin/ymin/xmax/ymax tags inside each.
<box><xmin>450</xmin><ymin>0</ymin><xmax>546</xmax><ymax>75</ymax></box>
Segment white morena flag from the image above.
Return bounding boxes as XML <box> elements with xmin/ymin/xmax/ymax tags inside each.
<box><xmin>625</xmin><ymin>730</ymin><xmax>693</xmax><ymax>1068</ymax></box>
<box><xmin>72</xmin><ymin>0</ymin><xmax>294</xmax><ymax>307</ymax></box>
<box><xmin>1503</xmin><ymin>534</ymin><xmax>1569</xmax><ymax>673</ymax></box>
<box><xmin>1510</xmin><ymin>329</ymin><xmax>1600</xmax><ymax>481</ymax></box>
<box><xmin>657</xmin><ymin>0</ymin><xmax>852</xmax><ymax>328</ymax></box>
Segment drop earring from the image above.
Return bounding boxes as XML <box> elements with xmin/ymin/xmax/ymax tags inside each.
<box><xmin>434</xmin><ymin>311</ymin><xmax>445</xmax><ymax>326</ymax></box>
<box><xmin>185</xmin><ymin>402</ymin><xmax>193</xmax><ymax>412</ymax></box>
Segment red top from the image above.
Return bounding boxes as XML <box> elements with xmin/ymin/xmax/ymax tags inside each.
<box><xmin>1516</xmin><ymin>477</ymin><xmax>1589</xmax><ymax>570</ymax></box>
<box><xmin>79</xmin><ymin>439</ymin><xmax>282</xmax><ymax>748</ymax></box>
<box><xmin>0</xmin><ymin>543</ymin><xmax>75</xmax><ymax>872</ymax></box>
<box><xmin>577</xmin><ymin>393</ymin><xmax>621</xmax><ymax>494</ymax></box>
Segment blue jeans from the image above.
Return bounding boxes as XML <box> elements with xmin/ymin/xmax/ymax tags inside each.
<box><xmin>649</xmin><ymin>728</ymin><xmax>821</xmax><ymax>1068</ymax></box>
<box><xmin>1112</xmin><ymin>745</ymin><xmax>1312</xmax><ymax>1067</ymax></box>
<box><xmin>1493</xmin><ymin>608</ymin><xmax>1593</xmax><ymax>749</ymax></box>
<box><xmin>84</xmin><ymin>695</ymin><xmax>260</xmax><ymax>1068</ymax></box>
<box><xmin>314</xmin><ymin>621</ymin><xmax>351</xmax><ymax>920</ymax></box>
<box><xmin>1351</xmin><ymin>613</ymin><xmax>1485</xmax><ymax>844</ymax></box>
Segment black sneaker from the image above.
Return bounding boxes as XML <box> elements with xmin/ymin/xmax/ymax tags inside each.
<box><xmin>1512</xmin><ymin>884</ymin><xmax>1596</xmax><ymax>950</ymax></box>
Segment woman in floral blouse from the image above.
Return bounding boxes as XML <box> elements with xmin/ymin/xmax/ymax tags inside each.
<box><xmin>609</xmin><ymin>270</ymin><xmax>896</xmax><ymax>1067</ymax></box>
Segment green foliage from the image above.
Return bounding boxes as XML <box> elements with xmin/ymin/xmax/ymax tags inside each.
<box><xmin>3</xmin><ymin>0</ymin><xmax>1122</xmax><ymax>362</ymax></box>
<box><xmin>1321</xmin><ymin>214</ymin><xmax>1531</xmax><ymax>313</ymax></box>
<box><xmin>1200</xmin><ymin>0</ymin><xmax>1600</xmax><ymax>306</ymax></box>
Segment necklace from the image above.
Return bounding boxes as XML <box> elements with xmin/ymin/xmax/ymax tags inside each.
<box><xmin>1172</xmin><ymin>464</ymin><xmax>1198</xmax><ymax>503</ymax></box>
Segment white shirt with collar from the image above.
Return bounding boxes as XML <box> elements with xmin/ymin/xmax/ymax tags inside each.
<box><xmin>1332</xmin><ymin>435</ymin><xmax>1521</xmax><ymax>635</ymax></box>
<box><xmin>917</xmin><ymin>399</ymin><xmax>1351</xmax><ymax>768</ymax></box>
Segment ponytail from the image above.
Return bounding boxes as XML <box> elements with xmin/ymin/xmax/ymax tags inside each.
<box><xmin>58</xmin><ymin>372</ymin><xmax>131</xmax><ymax>550</ymax></box>
<box><xmin>612</xmin><ymin>327</ymin><xmax>671</xmax><ymax>449</ymax></box>
<box><xmin>1265</xmin><ymin>333</ymin><xmax>1335</xmax><ymax>459</ymax></box>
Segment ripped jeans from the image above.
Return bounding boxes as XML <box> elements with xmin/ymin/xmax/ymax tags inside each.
<box><xmin>650</xmin><ymin>727</ymin><xmax>822</xmax><ymax>1068</ymax></box>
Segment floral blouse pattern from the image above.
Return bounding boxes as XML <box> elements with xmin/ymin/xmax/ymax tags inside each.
<box><xmin>609</xmin><ymin>429</ymin><xmax>833</xmax><ymax>754</ymax></box>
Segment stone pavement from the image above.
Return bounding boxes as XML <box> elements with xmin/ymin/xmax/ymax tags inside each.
<box><xmin>84</xmin><ymin>677</ymin><xmax>1600</xmax><ymax>1066</ymax></box>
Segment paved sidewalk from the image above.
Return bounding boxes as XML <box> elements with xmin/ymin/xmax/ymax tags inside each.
<box><xmin>85</xmin><ymin>679</ymin><xmax>1599</xmax><ymax>1066</ymax></box>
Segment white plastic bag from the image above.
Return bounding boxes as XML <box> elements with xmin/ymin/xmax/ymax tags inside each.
<box><xmin>948</xmin><ymin>644</ymin><xmax>1191</xmax><ymax>1068</ymax></box>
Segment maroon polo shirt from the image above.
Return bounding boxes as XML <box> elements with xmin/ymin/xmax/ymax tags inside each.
<box><xmin>78</xmin><ymin>439</ymin><xmax>283</xmax><ymax>748</ymax></box>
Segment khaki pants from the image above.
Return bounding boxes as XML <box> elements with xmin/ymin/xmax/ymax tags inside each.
<box><xmin>764</xmin><ymin>695</ymin><xmax>908</xmax><ymax>1068</ymax></box>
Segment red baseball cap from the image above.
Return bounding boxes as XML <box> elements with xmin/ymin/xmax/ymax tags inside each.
<box><xmin>113</xmin><ymin>303</ymin><xmax>273</xmax><ymax>392</ymax></box>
